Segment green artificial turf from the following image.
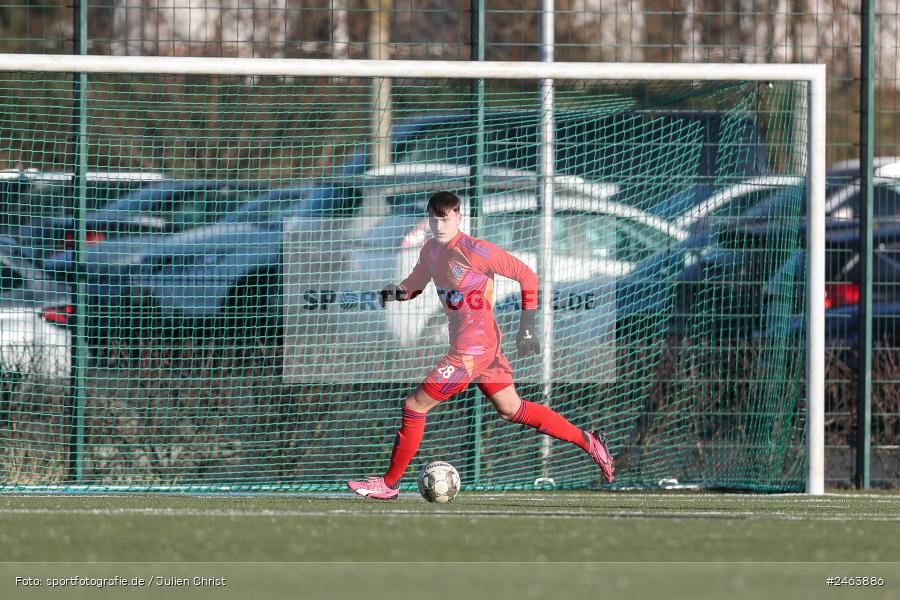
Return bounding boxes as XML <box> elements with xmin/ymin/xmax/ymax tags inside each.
<box><xmin>0</xmin><ymin>491</ymin><xmax>896</xmax><ymax>599</ymax></box>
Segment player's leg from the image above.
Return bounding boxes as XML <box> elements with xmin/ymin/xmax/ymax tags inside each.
<box><xmin>347</xmin><ymin>386</ymin><xmax>439</xmax><ymax>499</ymax></box>
<box><xmin>484</xmin><ymin>383</ymin><xmax>615</xmax><ymax>483</ymax></box>
<box><xmin>477</xmin><ymin>354</ymin><xmax>615</xmax><ymax>483</ymax></box>
<box><xmin>381</xmin><ymin>386</ymin><xmax>441</xmax><ymax>488</ymax></box>
<box><xmin>484</xmin><ymin>383</ymin><xmax>587</xmax><ymax>445</ymax></box>
<box><xmin>348</xmin><ymin>355</ymin><xmax>471</xmax><ymax>499</ymax></box>
<box><xmin>382</xmin><ymin>354</ymin><xmax>475</xmax><ymax>487</ymax></box>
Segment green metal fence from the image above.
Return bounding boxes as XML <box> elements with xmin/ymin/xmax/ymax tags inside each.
<box><xmin>0</xmin><ymin>0</ymin><xmax>895</xmax><ymax>489</ymax></box>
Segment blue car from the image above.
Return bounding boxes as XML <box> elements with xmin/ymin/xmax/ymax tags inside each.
<box><xmin>0</xmin><ymin>169</ymin><xmax>167</xmax><ymax>240</ymax></box>
<box><xmin>39</xmin><ymin>184</ymin><xmax>348</xmax><ymax>349</ymax></box>
<box><xmin>17</xmin><ymin>179</ymin><xmax>267</xmax><ymax>263</ymax></box>
<box><xmin>615</xmin><ymin>182</ymin><xmax>809</xmax><ymax>340</ymax></box>
<box><xmin>761</xmin><ymin>223</ymin><xmax>900</xmax><ymax>344</ymax></box>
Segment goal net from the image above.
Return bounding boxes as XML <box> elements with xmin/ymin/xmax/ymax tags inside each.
<box><xmin>0</xmin><ymin>56</ymin><xmax>825</xmax><ymax>493</ymax></box>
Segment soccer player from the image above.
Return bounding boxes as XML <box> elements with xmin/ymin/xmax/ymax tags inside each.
<box><xmin>347</xmin><ymin>191</ymin><xmax>615</xmax><ymax>499</ymax></box>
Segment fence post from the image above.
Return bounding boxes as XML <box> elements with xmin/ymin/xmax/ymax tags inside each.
<box><xmin>469</xmin><ymin>0</ymin><xmax>485</xmax><ymax>488</ymax></box>
<box><xmin>536</xmin><ymin>0</ymin><xmax>555</xmax><ymax>486</ymax></box>
<box><xmin>856</xmin><ymin>0</ymin><xmax>875</xmax><ymax>490</ymax></box>
<box><xmin>67</xmin><ymin>0</ymin><xmax>88</xmax><ymax>484</ymax></box>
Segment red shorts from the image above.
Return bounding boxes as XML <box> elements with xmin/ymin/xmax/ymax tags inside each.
<box><xmin>421</xmin><ymin>350</ymin><xmax>514</xmax><ymax>401</ymax></box>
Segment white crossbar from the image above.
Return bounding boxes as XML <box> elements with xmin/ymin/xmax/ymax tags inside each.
<box><xmin>0</xmin><ymin>54</ymin><xmax>823</xmax><ymax>83</ymax></box>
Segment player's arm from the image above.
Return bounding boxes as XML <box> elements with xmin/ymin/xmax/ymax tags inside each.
<box><xmin>380</xmin><ymin>244</ymin><xmax>432</xmax><ymax>308</ymax></box>
<box><xmin>484</xmin><ymin>244</ymin><xmax>541</xmax><ymax>356</ymax></box>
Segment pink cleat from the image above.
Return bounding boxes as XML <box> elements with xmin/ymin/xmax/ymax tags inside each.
<box><xmin>347</xmin><ymin>476</ymin><xmax>400</xmax><ymax>500</ymax></box>
<box><xmin>584</xmin><ymin>430</ymin><xmax>616</xmax><ymax>483</ymax></box>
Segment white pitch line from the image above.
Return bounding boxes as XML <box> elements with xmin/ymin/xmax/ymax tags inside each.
<box><xmin>0</xmin><ymin>507</ymin><xmax>898</xmax><ymax>522</ymax></box>
<box><xmin>3</xmin><ymin>492</ymin><xmax>897</xmax><ymax>502</ymax></box>
<box><xmin>449</xmin><ymin>492</ymin><xmax>900</xmax><ymax>502</ymax></box>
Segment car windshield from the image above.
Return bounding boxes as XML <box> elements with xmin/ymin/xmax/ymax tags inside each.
<box><xmin>481</xmin><ymin>210</ymin><xmax>670</xmax><ymax>262</ymax></box>
<box><xmin>14</xmin><ymin>178</ymin><xmax>152</xmax><ymax>224</ymax></box>
<box><xmin>224</xmin><ymin>189</ymin><xmax>307</xmax><ymax>224</ymax></box>
<box><xmin>703</xmin><ymin>188</ymin><xmax>791</xmax><ymax>223</ymax></box>
<box><xmin>876</xmin><ymin>182</ymin><xmax>900</xmax><ymax>219</ymax></box>
<box><xmin>830</xmin><ymin>240</ymin><xmax>900</xmax><ymax>291</ymax></box>
<box><xmin>828</xmin><ymin>182</ymin><xmax>900</xmax><ymax>220</ymax></box>
<box><xmin>26</xmin><ymin>179</ymin><xmax>142</xmax><ymax>214</ymax></box>
<box><xmin>1</xmin><ymin>176</ymin><xmax>160</xmax><ymax>237</ymax></box>
<box><xmin>879</xmin><ymin>242</ymin><xmax>900</xmax><ymax>286</ymax></box>
<box><xmin>162</xmin><ymin>187</ymin><xmax>261</xmax><ymax>230</ymax></box>
<box><xmin>739</xmin><ymin>185</ymin><xmax>805</xmax><ymax>220</ymax></box>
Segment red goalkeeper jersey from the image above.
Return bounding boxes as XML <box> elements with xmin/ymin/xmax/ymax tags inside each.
<box><xmin>398</xmin><ymin>230</ymin><xmax>538</xmax><ymax>356</ymax></box>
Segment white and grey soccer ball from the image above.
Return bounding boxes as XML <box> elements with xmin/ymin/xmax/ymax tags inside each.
<box><xmin>417</xmin><ymin>461</ymin><xmax>461</xmax><ymax>503</ymax></box>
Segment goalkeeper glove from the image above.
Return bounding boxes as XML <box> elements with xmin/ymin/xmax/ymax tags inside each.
<box><xmin>379</xmin><ymin>283</ymin><xmax>407</xmax><ymax>308</ymax></box>
<box><xmin>516</xmin><ymin>309</ymin><xmax>540</xmax><ymax>356</ymax></box>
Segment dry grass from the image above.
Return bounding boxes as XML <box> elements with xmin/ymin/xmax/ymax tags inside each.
<box><xmin>3</xmin><ymin>333</ymin><xmax>896</xmax><ymax>489</ymax></box>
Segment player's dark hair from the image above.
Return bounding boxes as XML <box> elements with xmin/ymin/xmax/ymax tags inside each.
<box><xmin>427</xmin><ymin>191</ymin><xmax>461</xmax><ymax>217</ymax></box>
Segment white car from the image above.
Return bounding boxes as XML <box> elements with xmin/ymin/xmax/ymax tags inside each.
<box><xmin>283</xmin><ymin>163</ymin><xmax>691</xmax><ymax>384</ymax></box>
<box><xmin>332</xmin><ymin>164</ymin><xmax>687</xmax><ymax>347</ymax></box>
<box><xmin>395</xmin><ymin>192</ymin><xmax>686</xmax><ymax>346</ymax></box>
<box><xmin>0</xmin><ymin>308</ymin><xmax>70</xmax><ymax>380</ymax></box>
<box><xmin>0</xmin><ymin>245</ymin><xmax>71</xmax><ymax>380</ymax></box>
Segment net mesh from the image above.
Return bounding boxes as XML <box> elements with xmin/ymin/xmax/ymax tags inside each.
<box><xmin>0</xmin><ymin>71</ymin><xmax>807</xmax><ymax>491</ymax></box>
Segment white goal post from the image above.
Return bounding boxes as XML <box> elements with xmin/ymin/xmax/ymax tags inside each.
<box><xmin>0</xmin><ymin>55</ymin><xmax>826</xmax><ymax>494</ymax></box>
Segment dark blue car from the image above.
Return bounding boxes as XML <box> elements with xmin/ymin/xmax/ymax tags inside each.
<box><xmin>0</xmin><ymin>170</ymin><xmax>167</xmax><ymax>240</ymax></box>
<box><xmin>618</xmin><ymin>159</ymin><xmax>900</xmax><ymax>340</ymax></box>
<box><xmin>39</xmin><ymin>184</ymin><xmax>346</xmax><ymax>349</ymax></box>
<box><xmin>761</xmin><ymin>223</ymin><xmax>900</xmax><ymax>344</ymax></box>
<box><xmin>17</xmin><ymin>179</ymin><xmax>267</xmax><ymax>263</ymax></box>
<box><xmin>615</xmin><ymin>182</ymin><xmax>808</xmax><ymax>340</ymax></box>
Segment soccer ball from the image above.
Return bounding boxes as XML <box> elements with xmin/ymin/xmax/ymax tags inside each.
<box><xmin>417</xmin><ymin>461</ymin><xmax>461</xmax><ymax>503</ymax></box>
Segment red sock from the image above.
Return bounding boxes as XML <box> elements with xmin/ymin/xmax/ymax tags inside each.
<box><xmin>511</xmin><ymin>400</ymin><xmax>589</xmax><ymax>451</ymax></box>
<box><xmin>383</xmin><ymin>408</ymin><xmax>427</xmax><ymax>488</ymax></box>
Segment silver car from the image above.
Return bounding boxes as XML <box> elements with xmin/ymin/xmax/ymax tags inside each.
<box><xmin>282</xmin><ymin>164</ymin><xmax>686</xmax><ymax>384</ymax></box>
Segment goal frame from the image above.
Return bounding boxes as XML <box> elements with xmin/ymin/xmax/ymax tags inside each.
<box><xmin>0</xmin><ymin>55</ymin><xmax>826</xmax><ymax>494</ymax></box>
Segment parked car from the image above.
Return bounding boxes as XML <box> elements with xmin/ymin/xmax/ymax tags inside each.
<box><xmin>825</xmin><ymin>175</ymin><xmax>900</xmax><ymax>221</ymax></box>
<box><xmin>615</xmin><ymin>180</ymin><xmax>809</xmax><ymax>340</ymax></box>
<box><xmin>0</xmin><ymin>169</ymin><xmax>167</xmax><ymax>240</ymax></box>
<box><xmin>761</xmin><ymin>222</ymin><xmax>900</xmax><ymax>344</ymax></box>
<box><xmin>0</xmin><ymin>237</ymin><xmax>71</xmax><ymax>380</ymax></box>
<box><xmin>670</xmin><ymin>175</ymin><xmax>805</xmax><ymax>232</ymax></box>
<box><xmin>37</xmin><ymin>184</ymin><xmax>350</xmax><ymax>349</ymax></box>
<box><xmin>740</xmin><ymin>160</ymin><xmax>900</xmax><ymax>223</ymax></box>
<box><xmin>16</xmin><ymin>179</ymin><xmax>266</xmax><ymax>263</ymax></box>
<box><xmin>326</xmin><ymin>164</ymin><xmax>683</xmax><ymax>349</ymax></box>
<box><xmin>620</xmin><ymin>160</ymin><xmax>900</xmax><ymax>341</ymax></box>
<box><xmin>331</xmin><ymin>110</ymin><xmax>767</xmax><ymax>217</ymax></box>
<box><xmin>41</xmin><ymin>183</ymin><xmax>339</xmax><ymax>282</ymax></box>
